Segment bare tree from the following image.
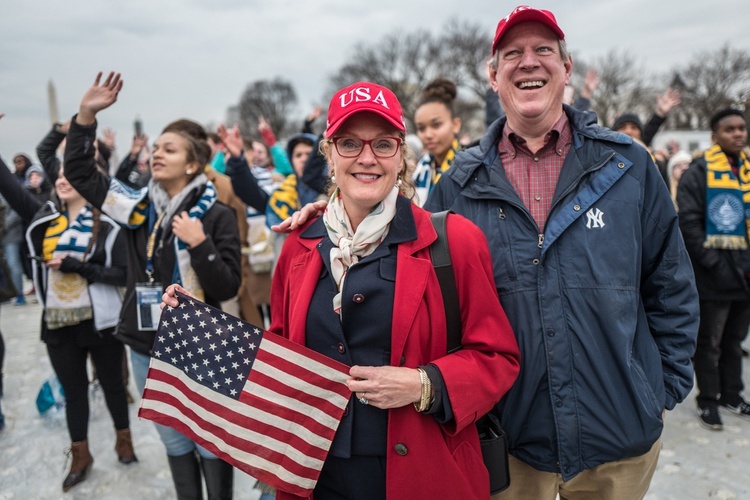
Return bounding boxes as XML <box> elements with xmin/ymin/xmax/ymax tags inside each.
<box><xmin>238</xmin><ymin>78</ymin><xmax>298</xmax><ymax>140</ymax></box>
<box><xmin>328</xmin><ymin>20</ymin><xmax>490</xmax><ymax>132</ymax></box>
<box><xmin>583</xmin><ymin>49</ymin><xmax>656</xmax><ymax>127</ymax></box>
<box><xmin>676</xmin><ymin>44</ymin><xmax>750</xmax><ymax>129</ymax></box>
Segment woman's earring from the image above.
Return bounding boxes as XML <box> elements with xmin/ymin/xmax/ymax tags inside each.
<box><xmin>186</xmin><ymin>169</ymin><xmax>193</xmax><ymax>175</ymax></box>
<box><xmin>396</xmin><ymin>177</ymin><xmax>403</xmax><ymax>187</ymax></box>
<box><xmin>330</xmin><ymin>175</ymin><xmax>336</xmax><ymax>184</ymax></box>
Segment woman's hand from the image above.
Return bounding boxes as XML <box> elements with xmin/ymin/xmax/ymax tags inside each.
<box><xmin>171</xmin><ymin>211</ymin><xmax>206</xmax><ymax>248</ymax></box>
<box><xmin>160</xmin><ymin>283</ymin><xmax>194</xmax><ymax>310</ymax></box>
<box><xmin>77</xmin><ymin>72</ymin><xmax>123</xmax><ymax>126</ymax></box>
<box><xmin>45</xmin><ymin>257</ymin><xmax>65</xmax><ymax>271</ymax></box>
<box><xmin>270</xmin><ymin>200</ymin><xmax>328</xmax><ymax>233</ymax></box>
<box><xmin>217</xmin><ymin>124</ymin><xmax>243</xmax><ymax>159</ymax></box>
<box><xmin>346</xmin><ymin>365</ymin><xmax>422</xmax><ymax>410</ymax></box>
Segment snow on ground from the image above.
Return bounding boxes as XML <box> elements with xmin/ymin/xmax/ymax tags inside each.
<box><xmin>1</xmin><ymin>300</ymin><xmax>749</xmax><ymax>499</ymax></box>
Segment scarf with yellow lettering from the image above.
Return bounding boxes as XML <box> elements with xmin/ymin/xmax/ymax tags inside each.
<box><xmin>413</xmin><ymin>139</ymin><xmax>459</xmax><ymax>206</ymax></box>
<box><xmin>266</xmin><ymin>174</ymin><xmax>320</xmax><ymax>228</ymax></box>
<box><xmin>43</xmin><ymin>206</ymin><xmax>95</xmax><ymax>329</ymax></box>
<box><xmin>704</xmin><ymin>144</ymin><xmax>750</xmax><ymax>250</ymax></box>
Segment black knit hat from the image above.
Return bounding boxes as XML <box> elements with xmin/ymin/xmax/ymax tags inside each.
<box><xmin>612</xmin><ymin>113</ymin><xmax>643</xmax><ymax>135</ymax></box>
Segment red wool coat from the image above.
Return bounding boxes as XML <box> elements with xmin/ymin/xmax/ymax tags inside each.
<box><xmin>271</xmin><ymin>203</ymin><xmax>520</xmax><ymax>500</ymax></box>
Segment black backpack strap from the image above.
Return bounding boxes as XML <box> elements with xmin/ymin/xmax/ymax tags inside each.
<box><xmin>429</xmin><ymin>210</ymin><xmax>462</xmax><ymax>354</ymax></box>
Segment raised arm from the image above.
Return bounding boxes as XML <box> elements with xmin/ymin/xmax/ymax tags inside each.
<box><xmin>218</xmin><ymin>124</ymin><xmax>270</xmax><ymax>212</ymax></box>
<box><xmin>36</xmin><ymin>120</ymin><xmax>69</xmax><ymax>180</ymax></box>
<box><xmin>64</xmin><ymin>72</ymin><xmax>124</xmax><ymax>209</ymax></box>
<box><xmin>0</xmin><ymin>155</ymin><xmax>43</xmax><ymax>223</ymax></box>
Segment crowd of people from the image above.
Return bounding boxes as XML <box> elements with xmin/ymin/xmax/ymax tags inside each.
<box><xmin>1</xmin><ymin>4</ymin><xmax>750</xmax><ymax>499</ymax></box>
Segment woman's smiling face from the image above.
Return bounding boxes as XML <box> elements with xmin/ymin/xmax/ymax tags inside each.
<box><xmin>330</xmin><ymin>112</ymin><xmax>403</xmax><ymax>225</ymax></box>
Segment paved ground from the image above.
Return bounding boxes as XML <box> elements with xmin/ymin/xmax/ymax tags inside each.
<box><xmin>1</xmin><ymin>299</ymin><xmax>749</xmax><ymax>499</ymax></box>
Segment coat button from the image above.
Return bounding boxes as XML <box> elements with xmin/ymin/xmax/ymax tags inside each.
<box><xmin>573</xmin><ymin>205</ymin><xmax>581</xmax><ymax>211</ymax></box>
<box><xmin>399</xmin><ymin>356</ymin><xmax>406</xmax><ymax>366</ymax></box>
<box><xmin>207</xmin><ymin>253</ymin><xmax>216</xmax><ymax>261</ymax></box>
<box><xmin>617</xmin><ymin>162</ymin><xmax>625</xmax><ymax>169</ymax></box>
<box><xmin>352</xmin><ymin>293</ymin><xmax>365</xmax><ymax>303</ymax></box>
<box><xmin>394</xmin><ymin>443</ymin><xmax>408</xmax><ymax>456</ymax></box>
<box><xmin>337</xmin><ymin>343</ymin><xmax>346</xmax><ymax>354</ymax></box>
<box><xmin>532</xmin><ymin>259</ymin><xmax>540</xmax><ymax>265</ymax></box>
<box><xmin>343</xmin><ymin>404</ymin><xmax>349</xmax><ymax>417</ymax></box>
<box><xmin>546</xmin><ymin>329</ymin><xmax>555</xmax><ymax>337</ymax></box>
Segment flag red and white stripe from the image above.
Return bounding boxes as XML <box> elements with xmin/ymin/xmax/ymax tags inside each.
<box><xmin>138</xmin><ymin>292</ymin><xmax>351</xmax><ymax>496</ymax></box>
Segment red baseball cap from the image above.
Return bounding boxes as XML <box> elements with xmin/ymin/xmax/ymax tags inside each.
<box><xmin>325</xmin><ymin>82</ymin><xmax>406</xmax><ymax>138</ymax></box>
<box><xmin>492</xmin><ymin>5</ymin><xmax>565</xmax><ymax>55</ymax></box>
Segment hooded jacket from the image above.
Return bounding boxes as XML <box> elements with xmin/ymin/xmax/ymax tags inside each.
<box><xmin>425</xmin><ymin>105</ymin><xmax>699</xmax><ymax>480</ymax></box>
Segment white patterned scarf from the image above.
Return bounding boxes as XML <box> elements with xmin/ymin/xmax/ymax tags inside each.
<box><xmin>323</xmin><ymin>186</ymin><xmax>398</xmax><ymax>318</ymax></box>
<box><xmin>44</xmin><ymin>206</ymin><xmax>95</xmax><ymax>329</ymax></box>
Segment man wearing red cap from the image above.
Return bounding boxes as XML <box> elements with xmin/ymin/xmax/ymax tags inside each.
<box><xmin>425</xmin><ymin>5</ymin><xmax>699</xmax><ymax>499</ymax></box>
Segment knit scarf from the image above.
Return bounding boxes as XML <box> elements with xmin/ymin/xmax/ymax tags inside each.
<box><xmin>267</xmin><ymin>174</ymin><xmax>300</xmax><ymax>228</ymax></box>
<box><xmin>323</xmin><ymin>186</ymin><xmax>398</xmax><ymax>318</ymax></box>
<box><xmin>413</xmin><ymin>139</ymin><xmax>458</xmax><ymax>206</ymax></box>
<box><xmin>44</xmin><ymin>206</ymin><xmax>95</xmax><ymax>329</ymax></box>
<box><xmin>149</xmin><ymin>174</ymin><xmax>217</xmax><ymax>300</ymax></box>
<box><xmin>266</xmin><ymin>174</ymin><xmax>322</xmax><ymax>228</ymax></box>
<box><xmin>704</xmin><ymin>144</ymin><xmax>750</xmax><ymax>250</ymax></box>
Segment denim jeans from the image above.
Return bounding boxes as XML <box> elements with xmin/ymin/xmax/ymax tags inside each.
<box><xmin>2</xmin><ymin>242</ymin><xmax>24</xmax><ymax>299</ymax></box>
<box><xmin>130</xmin><ymin>349</ymin><xmax>217</xmax><ymax>458</ymax></box>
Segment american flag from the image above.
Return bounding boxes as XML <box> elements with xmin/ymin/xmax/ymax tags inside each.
<box><xmin>138</xmin><ymin>292</ymin><xmax>352</xmax><ymax>496</ymax></box>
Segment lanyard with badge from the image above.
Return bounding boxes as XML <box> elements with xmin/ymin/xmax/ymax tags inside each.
<box><xmin>136</xmin><ymin>204</ymin><xmax>165</xmax><ymax>331</ymax></box>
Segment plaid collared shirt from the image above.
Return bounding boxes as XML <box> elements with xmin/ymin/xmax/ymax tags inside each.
<box><xmin>498</xmin><ymin>113</ymin><xmax>573</xmax><ymax>232</ymax></box>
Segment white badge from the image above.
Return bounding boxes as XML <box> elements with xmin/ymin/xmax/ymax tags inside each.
<box><xmin>135</xmin><ymin>282</ymin><xmax>163</xmax><ymax>331</ymax></box>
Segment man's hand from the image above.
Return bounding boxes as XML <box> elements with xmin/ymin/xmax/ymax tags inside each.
<box><xmin>270</xmin><ymin>200</ymin><xmax>328</xmax><ymax>233</ymax></box>
<box><xmin>77</xmin><ymin>72</ymin><xmax>123</xmax><ymax>125</ymax></box>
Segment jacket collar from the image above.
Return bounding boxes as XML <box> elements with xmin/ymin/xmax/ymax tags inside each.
<box><xmin>449</xmin><ymin>105</ymin><xmax>634</xmax><ymax>189</ymax></box>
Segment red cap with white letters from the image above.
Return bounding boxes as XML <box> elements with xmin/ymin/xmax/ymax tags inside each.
<box><xmin>492</xmin><ymin>5</ymin><xmax>565</xmax><ymax>55</ymax></box>
<box><xmin>325</xmin><ymin>82</ymin><xmax>406</xmax><ymax>138</ymax></box>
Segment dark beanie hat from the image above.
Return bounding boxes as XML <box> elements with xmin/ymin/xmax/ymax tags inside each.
<box><xmin>613</xmin><ymin>113</ymin><xmax>643</xmax><ymax>135</ymax></box>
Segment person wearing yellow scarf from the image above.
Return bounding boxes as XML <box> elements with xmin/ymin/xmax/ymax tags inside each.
<box><xmin>676</xmin><ymin>108</ymin><xmax>750</xmax><ymax>431</ymax></box>
<box><xmin>413</xmin><ymin>79</ymin><xmax>462</xmax><ymax>206</ymax></box>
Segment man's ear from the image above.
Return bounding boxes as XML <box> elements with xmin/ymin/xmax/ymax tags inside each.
<box><xmin>487</xmin><ymin>64</ymin><xmax>500</xmax><ymax>93</ymax></box>
<box><xmin>564</xmin><ymin>56</ymin><xmax>573</xmax><ymax>86</ymax></box>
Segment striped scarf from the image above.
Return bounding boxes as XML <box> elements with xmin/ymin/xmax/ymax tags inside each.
<box><xmin>413</xmin><ymin>139</ymin><xmax>459</xmax><ymax>207</ymax></box>
<box><xmin>44</xmin><ymin>206</ymin><xmax>95</xmax><ymax>329</ymax></box>
<box><xmin>704</xmin><ymin>144</ymin><xmax>750</xmax><ymax>250</ymax></box>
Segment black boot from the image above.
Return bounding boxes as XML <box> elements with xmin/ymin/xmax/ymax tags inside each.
<box><xmin>200</xmin><ymin>457</ymin><xmax>234</xmax><ymax>500</ymax></box>
<box><xmin>167</xmin><ymin>452</ymin><xmax>203</xmax><ymax>500</ymax></box>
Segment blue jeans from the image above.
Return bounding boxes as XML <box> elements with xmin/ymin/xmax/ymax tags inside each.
<box><xmin>130</xmin><ymin>349</ymin><xmax>217</xmax><ymax>458</ymax></box>
<box><xmin>2</xmin><ymin>242</ymin><xmax>24</xmax><ymax>299</ymax></box>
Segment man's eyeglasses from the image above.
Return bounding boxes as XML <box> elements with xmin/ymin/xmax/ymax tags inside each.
<box><xmin>331</xmin><ymin>136</ymin><xmax>402</xmax><ymax>158</ymax></box>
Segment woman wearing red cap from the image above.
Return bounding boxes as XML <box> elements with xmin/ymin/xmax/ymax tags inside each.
<box><xmin>162</xmin><ymin>81</ymin><xmax>520</xmax><ymax>499</ymax></box>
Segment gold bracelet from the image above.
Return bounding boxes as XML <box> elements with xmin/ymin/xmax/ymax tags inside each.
<box><xmin>413</xmin><ymin>367</ymin><xmax>434</xmax><ymax>413</ymax></box>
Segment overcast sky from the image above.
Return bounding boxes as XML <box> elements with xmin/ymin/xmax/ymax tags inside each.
<box><xmin>1</xmin><ymin>0</ymin><xmax>748</xmax><ymax>163</ymax></box>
